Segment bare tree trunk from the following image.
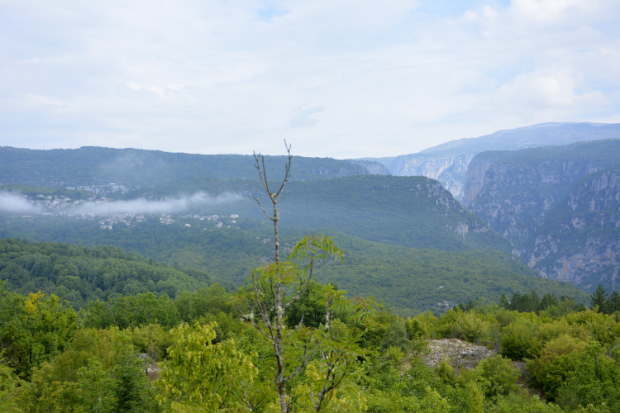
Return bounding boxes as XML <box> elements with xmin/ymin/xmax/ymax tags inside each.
<box><xmin>252</xmin><ymin>143</ymin><xmax>292</xmax><ymax>413</ymax></box>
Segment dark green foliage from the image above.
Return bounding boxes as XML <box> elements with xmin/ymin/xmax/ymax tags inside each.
<box><xmin>284</xmin><ymin>281</ymin><xmax>327</xmax><ymax>329</ymax></box>
<box><xmin>590</xmin><ymin>284</ymin><xmax>620</xmax><ymax>314</ymax></box>
<box><xmin>0</xmin><ymin>184</ymin><xmax>91</xmax><ymax>199</ymax></box>
<box><xmin>0</xmin><ymin>229</ymin><xmax>589</xmax><ymax>315</ymax></box>
<box><xmin>497</xmin><ymin>290</ymin><xmax>579</xmax><ymax>314</ymax></box>
<box><xmin>112</xmin><ymin>346</ymin><xmax>160</xmax><ymax>413</ymax></box>
<box><xmin>0</xmin><ymin>238</ymin><xmax>211</xmax><ymax>308</ymax></box>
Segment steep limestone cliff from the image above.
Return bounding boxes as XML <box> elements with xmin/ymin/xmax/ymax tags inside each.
<box><xmin>465</xmin><ymin>139</ymin><xmax>620</xmax><ymax>246</ymax></box>
<box><xmin>521</xmin><ymin>166</ymin><xmax>620</xmax><ymax>291</ymax></box>
<box><xmin>462</xmin><ymin>152</ymin><xmax>510</xmax><ymax>206</ymax></box>
<box><xmin>388</xmin><ymin>153</ymin><xmax>475</xmax><ymax>200</ymax></box>
<box><xmin>345</xmin><ymin>159</ymin><xmax>391</xmax><ymax>175</ymax></box>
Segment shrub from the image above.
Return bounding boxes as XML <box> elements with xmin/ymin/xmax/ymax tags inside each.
<box><xmin>475</xmin><ymin>355</ymin><xmax>520</xmax><ymax>399</ymax></box>
<box><xmin>500</xmin><ymin>319</ymin><xmax>541</xmax><ymax>360</ymax></box>
<box><xmin>526</xmin><ymin>334</ymin><xmax>586</xmax><ymax>400</ymax></box>
<box><xmin>453</xmin><ymin>312</ymin><xmax>489</xmax><ymax>343</ymax></box>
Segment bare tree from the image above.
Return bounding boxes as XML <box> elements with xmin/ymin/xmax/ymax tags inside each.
<box><xmin>239</xmin><ymin>142</ymin><xmax>373</xmax><ymax>412</ymax></box>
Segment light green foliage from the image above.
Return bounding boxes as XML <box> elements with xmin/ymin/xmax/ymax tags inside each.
<box><xmin>1</xmin><ymin>291</ymin><xmax>76</xmax><ymax>379</ymax></box>
<box><xmin>474</xmin><ymin>355</ymin><xmax>520</xmax><ymax>399</ymax></box>
<box><xmin>500</xmin><ymin>318</ymin><xmax>541</xmax><ymax>360</ymax></box>
<box><xmin>0</xmin><ymin>363</ymin><xmax>21</xmax><ymax>412</ymax></box>
<box><xmin>527</xmin><ymin>334</ymin><xmax>587</xmax><ymax>400</ymax></box>
<box><xmin>128</xmin><ymin>324</ymin><xmax>172</xmax><ymax>361</ymax></box>
<box><xmin>564</xmin><ymin>309</ymin><xmax>620</xmax><ymax>346</ymax></box>
<box><xmin>555</xmin><ymin>342</ymin><xmax>620</xmax><ymax>412</ymax></box>
<box><xmin>486</xmin><ymin>392</ymin><xmax>564</xmax><ymax>413</ymax></box>
<box><xmin>453</xmin><ymin>311</ymin><xmax>490</xmax><ymax>344</ymax></box>
<box><xmin>435</xmin><ymin>357</ymin><xmax>456</xmax><ymax>386</ymax></box>
<box><xmin>155</xmin><ymin>321</ymin><xmax>257</xmax><ymax>412</ymax></box>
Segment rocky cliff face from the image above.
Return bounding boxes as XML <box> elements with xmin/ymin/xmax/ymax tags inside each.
<box><xmin>522</xmin><ymin>166</ymin><xmax>620</xmax><ymax>291</ymax></box>
<box><xmin>466</xmin><ymin>160</ymin><xmax>603</xmax><ymax>245</ymax></box>
<box><xmin>388</xmin><ymin>153</ymin><xmax>475</xmax><ymax>200</ymax></box>
<box><xmin>345</xmin><ymin>159</ymin><xmax>391</xmax><ymax>175</ymax></box>
<box><xmin>462</xmin><ymin>152</ymin><xmax>508</xmax><ymax>206</ymax></box>
<box><xmin>464</xmin><ymin>140</ymin><xmax>620</xmax><ymax>246</ymax></box>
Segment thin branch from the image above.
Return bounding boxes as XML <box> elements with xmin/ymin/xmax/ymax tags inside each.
<box><xmin>240</xmin><ymin>380</ymin><xmax>255</xmax><ymax>412</ymax></box>
<box><xmin>275</xmin><ymin>141</ymin><xmax>292</xmax><ymax>201</ymax></box>
<box><xmin>284</xmin><ymin>344</ymin><xmax>320</xmax><ymax>383</ymax></box>
<box><xmin>253</xmin><ymin>197</ymin><xmax>275</xmax><ymax>221</ymax></box>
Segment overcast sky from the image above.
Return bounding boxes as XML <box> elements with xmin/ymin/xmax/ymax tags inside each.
<box><xmin>1</xmin><ymin>0</ymin><xmax>619</xmax><ymax>158</ymax></box>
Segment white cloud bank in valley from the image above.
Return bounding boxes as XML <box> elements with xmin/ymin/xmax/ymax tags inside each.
<box><xmin>72</xmin><ymin>192</ymin><xmax>244</xmax><ymax>216</ymax></box>
<box><xmin>0</xmin><ymin>0</ymin><xmax>618</xmax><ymax>158</ymax></box>
<box><xmin>0</xmin><ymin>193</ymin><xmax>41</xmax><ymax>214</ymax></box>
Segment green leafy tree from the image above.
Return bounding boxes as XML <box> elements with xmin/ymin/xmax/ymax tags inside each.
<box><xmin>1</xmin><ymin>291</ymin><xmax>76</xmax><ymax>378</ymax></box>
<box><xmin>500</xmin><ymin>318</ymin><xmax>541</xmax><ymax>360</ymax></box>
<box><xmin>474</xmin><ymin>355</ymin><xmax>519</xmax><ymax>399</ymax></box>
<box><xmin>155</xmin><ymin>321</ymin><xmax>257</xmax><ymax>412</ymax></box>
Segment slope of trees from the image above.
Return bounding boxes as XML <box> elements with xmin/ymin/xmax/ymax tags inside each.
<box><xmin>0</xmin><ymin>230</ymin><xmax>589</xmax><ymax>315</ymax></box>
<box><xmin>0</xmin><ymin>238</ymin><xmax>212</xmax><ymax>308</ymax></box>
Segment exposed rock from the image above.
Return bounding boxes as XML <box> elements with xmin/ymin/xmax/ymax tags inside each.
<box><xmin>521</xmin><ymin>166</ymin><xmax>620</xmax><ymax>291</ymax></box>
<box><xmin>387</xmin><ymin>153</ymin><xmax>476</xmax><ymax>200</ymax></box>
<box><xmin>422</xmin><ymin>338</ymin><xmax>496</xmax><ymax>370</ymax></box>
<box><xmin>345</xmin><ymin>159</ymin><xmax>391</xmax><ymax>175</ymax></box>
<box><xmin>462</xmin><ymin>152</ymin><xmax>507</xmax><ymax>206</ymax></box>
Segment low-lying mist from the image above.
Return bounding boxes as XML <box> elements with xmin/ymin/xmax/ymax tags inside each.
<box><xmin>72</xmin><ymin>192</ymin><xmax>244</xmax><ymax>215</ymax></box>
<box><xmin>0</xmin><ymin>193</ymin><xmax>41</xmax><ymax>214</ymax></box>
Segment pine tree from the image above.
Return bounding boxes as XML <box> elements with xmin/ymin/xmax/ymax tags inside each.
<box><xmin>591</xmin><ymin>285</ymin><xmax>609</xmax><ymax>314</ymax></box>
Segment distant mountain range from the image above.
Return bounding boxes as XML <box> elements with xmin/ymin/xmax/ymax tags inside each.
<box><xmin>358</xmin><ymin>122</ymin><xmax>620</xmax><ymax>200</ymax></box>
<box><xmin>0</xmin><ymin>146</ymin><xmax>372</xmax><ymax>188</ymax></box>
<box><xmin>2</xmin><ymin>123</ymin><xmax>619</xmax><ymax>308</ymax></box>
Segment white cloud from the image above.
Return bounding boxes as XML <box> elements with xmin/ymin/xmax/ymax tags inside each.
<box><xmin>0</xmin><ymin>193</ymin><xmax>40</xmax><ymax>214</ymax></box>
<box><xmin>495</xmin><ymin>69</ymin><xmax>608</xmax><ymax>110</ymax></box>
<box><xmin>0</xmin><ymin>0</ymin><xmax>618</xmax><ymax>158</ymax></box>
<box><xmin>72</xmin><ymin>192</ymin><xmax>244</xmax><ymax>215</ymax></box>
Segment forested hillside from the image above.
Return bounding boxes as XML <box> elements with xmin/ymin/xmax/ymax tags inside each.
<box><xmin>0</xmin><ymin>238</ymin><xmax>213</xmax><ymax>308</ymax></box>
<box><xmin>0</xmin><ymin>222</ymin><xmax>588</xmax><ymax>314</ymax></box>
<box><xmin>0</xmin><ymin>146</ymin><xmax>370</xmax><ymax>188</ymax></box>
<box><xmin>119</xmin><ymin>175</ymin><xmax>512</xmax><ymax>252</ymax></box>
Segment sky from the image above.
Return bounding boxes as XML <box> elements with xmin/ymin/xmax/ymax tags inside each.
<box><xmin>0</xmin><ymin>0</ymin><xmax>619</xmax><ymax>158</ymax></box>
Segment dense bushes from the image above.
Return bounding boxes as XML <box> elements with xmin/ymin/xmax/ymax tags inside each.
<box><xmin>0</xmin><ymin>255</ymin><xmax>619</xmax><ymax>412</ymax></box>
